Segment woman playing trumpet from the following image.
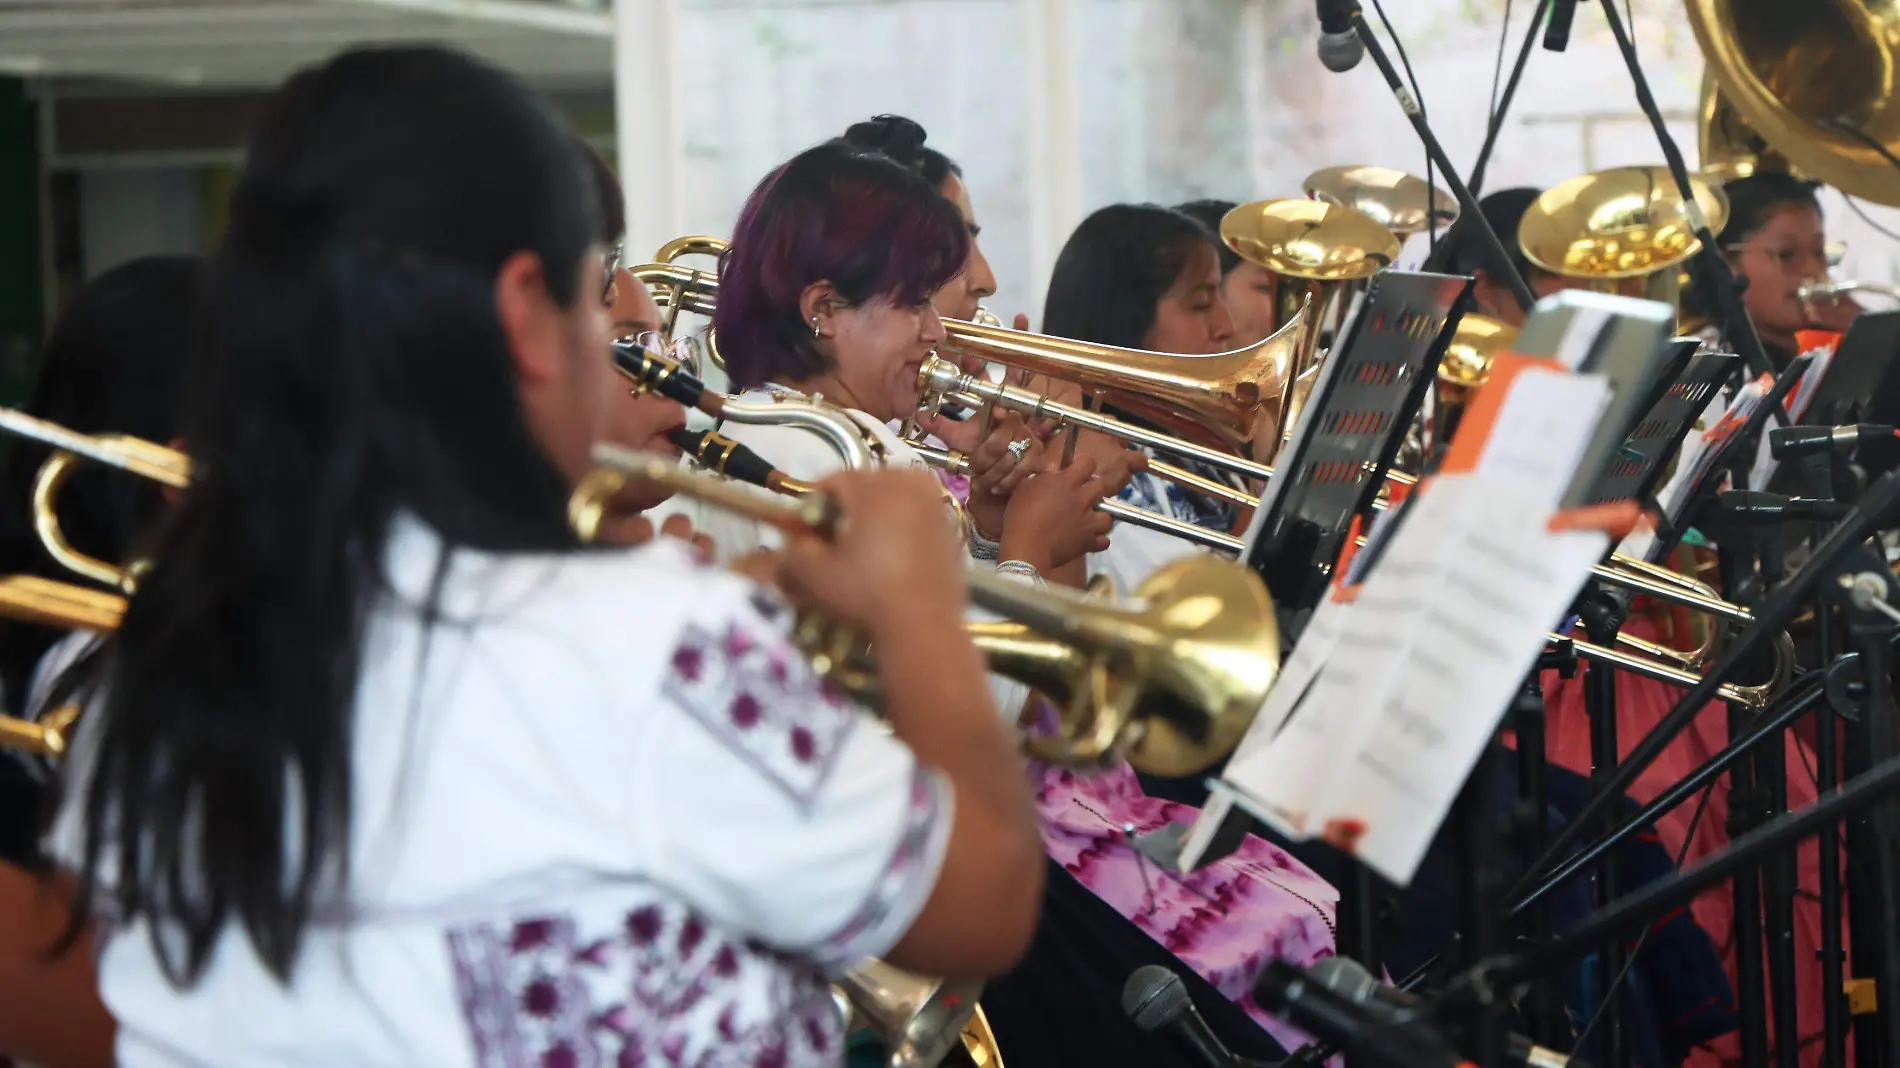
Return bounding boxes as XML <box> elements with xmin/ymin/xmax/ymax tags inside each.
<box><xmin>39</xmin><ymin>46</ymin><xmax>1045</xmax><ymax>1068</ymax></box>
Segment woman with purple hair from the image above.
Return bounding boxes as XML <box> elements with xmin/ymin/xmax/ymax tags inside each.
<box><xmin>689</xmin><ymin>117</ymin><xmax>1339</xmax><ymax>1067</ymax></box>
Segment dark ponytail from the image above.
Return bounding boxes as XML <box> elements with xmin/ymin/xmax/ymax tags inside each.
<box><xmin>59</xmin><ymin>45</ymin><xmax>598</xmax><ymax>986</ymax></box>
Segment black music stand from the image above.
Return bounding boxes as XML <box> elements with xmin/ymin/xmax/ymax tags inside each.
<box><xmin>1584</xmin><ymin>346</ymin><xmax>1736</xmax><ymax>511</ymax></box>
<box><xmin>1247</xmin><ymin>270</ymin><xmax>1473</xmax><ymax>621</ymax></box>
<box><xmin>1763</xmin><ymin>311</ymin><xmax>1900</xmax><ymax>495</ymax></box>
<box><xmin>1795</xmin><ymin>310</ymin><xmax>1900</xmax><ymax>427</ymax></box>
<box><xmin>1649</xmin><ymin>354</ymin><xmax>1816</xmax><ymax>562</ymax></box>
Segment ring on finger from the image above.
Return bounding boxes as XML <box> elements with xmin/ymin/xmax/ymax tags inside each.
<box><xmin>1006</xmin><ymin>437</ymin><xmax>1032</xmax><ymax>462</ymax></box>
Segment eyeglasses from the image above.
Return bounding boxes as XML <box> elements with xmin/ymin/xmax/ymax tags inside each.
<box><xmin>1723</xmin><ymin>241</ymin><xmax>1844</xmax><ymax>270</ymax></box>
<box><xmin>602</xmin><ymin>242</ymin><xmax>624</xmax><ymax>304</ymax></box>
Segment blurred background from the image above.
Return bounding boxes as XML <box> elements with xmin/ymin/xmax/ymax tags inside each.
<box><xmin>2</xmin><ymin>0</ymin><xmax>1896</xmax><ymax>403</ymax></box>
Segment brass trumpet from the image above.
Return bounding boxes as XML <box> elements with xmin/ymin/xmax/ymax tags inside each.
<box><xmin>571</xmin><ymin>443</ymin><xmax>1283</xmax><ymax>778</ymax></box>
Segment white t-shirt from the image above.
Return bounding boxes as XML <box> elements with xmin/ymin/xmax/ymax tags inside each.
<box><xmin>46</xmin><ymin>517</ymin><xmax>952</xmax><ymax>1068</ymax></box>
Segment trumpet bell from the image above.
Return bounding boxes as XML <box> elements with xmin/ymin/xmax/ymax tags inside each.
<box><xmin>1686</xmin><ymin>0</ymin><xmax>1900</xmax><ymax>207</ymax></box>
<box><xmin>834</xmin><ymin>960</ymin><xmax>984</xmax><ymax>1068</ymax></box>
<box><xmin>1303</xmin><ymin>165</ymin><xmax>1460</xmax><ymax>236</ymax></box>
<box><xmin>991</xmin><ymin>556</ymin><xmax>1280</xmax><ymax>777</ymax></box>
<box><xmin>1518</xmin><ymin>166</ymin><xmax>1731</xmax><ymax>282</ymax></box>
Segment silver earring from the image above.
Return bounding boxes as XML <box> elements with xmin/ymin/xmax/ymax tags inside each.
<box><xmin>810</xmin><ymin>315</ymin><xmax>822</xmax><ymax>338</ymax></box>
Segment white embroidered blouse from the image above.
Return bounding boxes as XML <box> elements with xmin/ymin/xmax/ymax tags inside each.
<box><xmin>46</xmin><ymin>518</ymin><xmax>949</xmax><ymax>1067</ymax></box>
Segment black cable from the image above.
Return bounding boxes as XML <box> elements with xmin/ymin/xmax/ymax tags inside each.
<box><xmin>1625</xmin><ymin>0</ymin><xmax>1636</xmax><ymax>60</ymax></box>
<box><xmin>1830</xmin><ymin>120</ymin><xmax>1900</xmax><ymax>174</ymax></box>
<box><xmin>1844</xmin><ymin>196</ymin><xmax>1900</xmax><ymax>246</ymax></box>
<box><xmin>1368</xmin><ymin>0</ymin><xmax>1436</xmax><ymax>253</ymax></box>
<box><xmin>1488</xmin><ymin>0</ymin><xmax>1514</xmax><ymax>127</ymax></box>
<box><xmin>1568</xmin><ymin>773</ymin><xmax>1718</xmax><ymax>1056</ymax></box>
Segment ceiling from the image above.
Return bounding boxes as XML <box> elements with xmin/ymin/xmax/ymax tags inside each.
<box><xmin>0</xmin><ymin>0</ymin><xmax>615</xmax><ymax>90</ymax></box>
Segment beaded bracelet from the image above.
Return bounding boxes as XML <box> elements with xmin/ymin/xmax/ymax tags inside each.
<box><xmin>993</xmin><ymin>559</ymin><xmax>1044</xmax><ymax>585</ymax></box>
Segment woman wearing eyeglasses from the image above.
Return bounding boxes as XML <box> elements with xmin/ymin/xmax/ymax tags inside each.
<box><xmin>1706</xmin><ymin>173</ymin><xmax>1859</xmax><ymax>368</ymax></box>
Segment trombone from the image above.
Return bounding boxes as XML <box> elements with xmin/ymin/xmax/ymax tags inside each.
<box><xmin>570</xmin><ymin>442</ymin><xmax>1283</xmax><ymax>779</ymax></box>
<box><xmin>1799</xmin><ymin>280</ymin><xmax>1900</xmax><ymax>303</ymax></box>
<box><xmin>0</xmin><ymin>409</ymin><xmax>190</xmax><ymax>590</ymax></box>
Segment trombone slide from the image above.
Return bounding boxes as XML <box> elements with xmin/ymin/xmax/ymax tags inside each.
<box><xmin>905</xmin><ymin>442</ymin><xmax>1245</xmax><ymax>555</ymax></box>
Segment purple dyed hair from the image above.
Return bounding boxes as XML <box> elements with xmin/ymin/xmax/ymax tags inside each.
<box><xmin>714</xmin><ymin>141</ymin><xmax>971</xmax><ymax>388</ymax></box>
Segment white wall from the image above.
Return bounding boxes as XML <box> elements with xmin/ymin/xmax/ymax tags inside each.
<box><xmin>638</xmin><ymin>0</ymin><xmax>1900</xmax><ymax>317</ymax></box>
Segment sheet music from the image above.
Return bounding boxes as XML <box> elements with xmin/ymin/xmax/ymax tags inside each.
<box><xmin>1175</xmin><ymin>592</ymin><xmax>1349</xmax><ymax>870</ymax></box>
<box><xmin>1309</xmin><ymin>477</ymin><xmax>1608</xmax><ymax>883</ymax></box>
<box><xmin>1473</xmin><ymin>368</ymin><xmax>1613</xmax><ymax>508</ymax></box>
<box><xmin>1213</xmin><ymin>369</ymin><xmax>1613</xmax><ymax>884</ymax></box>
<box><xmin>1553</xmin><ymin>306</ymin><xmax>1613</xmax><ymax>370</ymax></box>
<box><xmin>1219</xmin><ymin>484</ymin><xmax>1471</xmax><ymax>840</ymax></box>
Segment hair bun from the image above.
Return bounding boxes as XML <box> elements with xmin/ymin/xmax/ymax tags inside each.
<box><xmin>843</xmin><ymin>114</ymin><xmax>928</xmax><ymax>165</ymax></box>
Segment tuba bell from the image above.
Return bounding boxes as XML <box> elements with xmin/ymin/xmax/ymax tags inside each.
<box><xmin>1517</xmin><ymin>166</ymin><xmax>1731</xmax><ymax>333</ymax></box>
<box><xmin>1220</xmin><ymin>197</ymin><xmax>1401</xmax><ymax>346</ymax></box>
<box><xmin>1685</xmin><ymin>0</ymin><xmax>1900</xmax><ymax>208</ymax></box>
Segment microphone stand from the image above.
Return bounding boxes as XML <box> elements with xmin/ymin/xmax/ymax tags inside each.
<box><xmin>1811</xmin><ymin>450</ymin><xmax>1857</xmax><ymax>1068</ymax></box>
<box><xmin>1467</xmin><ymin>0</ymin><xmax>1552</xmax><ymax>195</ymax></box>
<box><xmin>1574</xmin><ymin>585</ymin><xmax>1630</xmax><ymax>1065</ymax></box>
<box><xmin>1840</xmin><ymin>564</ymin><xmax>1900</xmax><ymax>1067</ymax></box>
<box><xmin>1588</xmin><ymin>0</ymin><xmax>1777</xmax><ymax>379</ymax></box>
<box><xmin>1508</xmin><ymin>670</ymin><xmax>1829</xmax><ymax>916</ymax></box>
<box><xmin>1706</xmin><ymin>490</ymin><xmax>1774</xmax><ymax>1068</ymax></box>
<box><xmin>1340</xmin><ymin>2</ymin><xmax>1536</xmax><ymax>316</ymax></box>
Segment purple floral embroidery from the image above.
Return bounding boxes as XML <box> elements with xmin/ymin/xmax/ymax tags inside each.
<box><xmin>449</xmin><ymin>898</ymin><xmax>843</xmax><ymax>1068</ymax></box>
<box><xmin>663</xmin><ymin>621</ymin><xmax>855</xmax><ymax>812</ymax></box>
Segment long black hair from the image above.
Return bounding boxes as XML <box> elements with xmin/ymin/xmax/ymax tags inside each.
<box><xmin>58</xmin><ymin>45</ymin><xmax>600</xmax><ymax>986</ymax></box>
<box><xmin>1173</xmin><ymin>200</ymin><xmax>1241</xmax><ymax>276</ymax></box>
<box><xmin>0</xmin><ymin>256</ymin><xmax>198</xmax><ymax>721</ymax></box>
<box><xmin>1041</xmin><ymin>203</ymin><xmax>1215</xmax><ymax>350</ymax></box>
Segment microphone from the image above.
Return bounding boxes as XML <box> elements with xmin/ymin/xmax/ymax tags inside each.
<box><xmin>1316</xmin><ymin>0</ymin><xmax>1365</xmax><ymax>73</ymax></box>
<box><xmin>1307</xmin><ymin>958</ymin><xmax>1578</xmax><ymax>1068</ymax></box>
<box><xmin>1121</xmin><ymin>965</ymin><xmax>1269</xmax><ymax>1068</ymax></box>
<box><xmin>1767</xmin><ymin>423</ymin><xmax>1899</xmax><ymax>461</ymax></box>
<box><xmin>1542</xmin><ymin>0</ymin><xmax>1581</xmax><ymax>52</ymax></box>
<box><xmin>1254</xmin><ymin>960</ymin><xmax>1463</xmax><ymax>1068</ymax></box>
<box><xmin>1712</xmin><ymin>490</ymin><xmax>1853</xmax><ymax>524</ymax></box>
